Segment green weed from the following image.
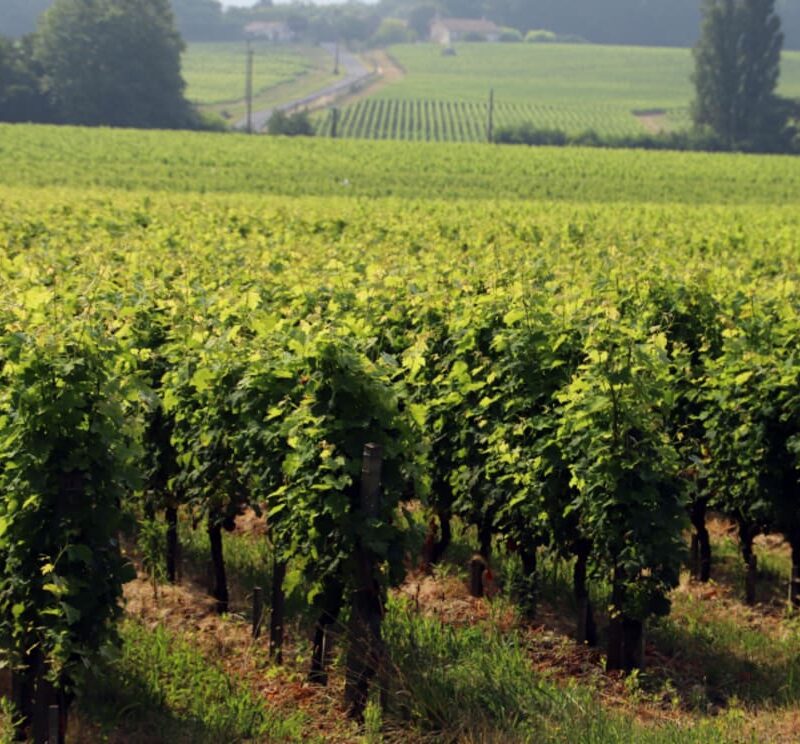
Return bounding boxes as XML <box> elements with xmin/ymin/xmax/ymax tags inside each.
<box><xmin>79</xmin><ymin>620</ymin><xmax>306</xmax><ymax>743</ymax></box>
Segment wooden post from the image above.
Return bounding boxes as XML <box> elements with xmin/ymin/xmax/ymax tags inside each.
<box><xmin>331</xmin><ymin>107</ymin><xmax>339</xmax><ymax>139</ymax></box>
<box><xmin>252</xmin><ymin>586</ymin><xmax>263</xmax><ymax>640</ymax></box>
<box><xmin>270</xmin><ymin>560</ymin><xmax>287</xmax><ymax>662</ymax></box>
<box><xmin>622</xmin><ymin>619</ymin><xmax>645</xmax><ymax>671</ymax></box>
<box><xmin>689</xmin><ymin>533</ymin><xmax>700</xmax><ymax>579</ymax></box>
<box><xmin>344</xmin><ymin>443</ymin><xmax>385</xmax><ymax>722</ymax></box>
<box><xmin>308</xmin><ymin>580</ymin><xmax>344</xmax><ymax>686</ymax></box>
<box><xmin>469</xmin><ymin>554</ymin><xmax>486</xmax><ymax>598</ymax></box>
<box><xmin>487</xmin><ymin>88</ymin><xmax>495</xmax><ymax>143</ymax></box>
<box><xmin>48</xmin><ymin>704</ymin><xmax>60</xmax><ymax>744</ymax></box>
<box><xmin>790</xmin><ymin>564</ymin><xmax>800</xmax><ymax>609</ymax></box>
<box><xmin>245</xmin><ymin>40</ymin><xmax>254</xmax><ymax>134</ymax></box>
<box><xmin>166</xmin><ymin>506</ymin><xmax>179</xmax><ymax>584</ymax></box>
<box><xmin>745</xmin><ymin>553</ymin><xmax>757</xmax><ymax>605</ymax></box>
<box><xmin>208</xmin><ymin>517</ymin><xmax>229</xmax><ymax>614</ymax></box>
<box><xmin>574</xmin><ymin>544</ymin><xmax>596</xmax><ymax>646</ymax></box>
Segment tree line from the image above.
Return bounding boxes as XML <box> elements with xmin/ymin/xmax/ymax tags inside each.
<box><xmin>5</xmin><ymin>0</ymin><xmax>800</xmax><ymax>48</ymax></box>
<box><xmin>0</xmin><ymin>0</ymin><xmax>201</xmax><ymax>129</ymax></box>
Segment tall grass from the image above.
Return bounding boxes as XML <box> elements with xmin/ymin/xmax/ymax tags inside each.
<box><xmin>382</xmin><ymin>598</ymin><xmax>742</xmax><ymax>743</ymax></box>
<box><xmin>80</xmin><ymin>620</ymin><xmax>306</xmax><ymax>743</ymax></box>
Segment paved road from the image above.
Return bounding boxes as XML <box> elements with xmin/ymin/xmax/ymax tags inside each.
<box><xmin>235</xmin><ymin>44</ymin><xmax>374</xmax><ymax>132</ymax></box>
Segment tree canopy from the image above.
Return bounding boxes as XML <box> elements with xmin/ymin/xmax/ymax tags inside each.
<box><xmin>692</xmin><ymin>0</ymin><xmax>792</xmax><ymax>151</ymax></box>
<box><xmin>35</xmin><ymin>0</ymin><xmax>194</xmax><ymax>128</ymax></box>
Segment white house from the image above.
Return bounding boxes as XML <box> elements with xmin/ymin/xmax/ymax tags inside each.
<box><xmin>430</xmin><ymin>17</ymin><xmax>501</xmax><ymax>45</ymax></box>
<box><xmin>244</xmin><ymin>21</ymin><xmax>296</xmax><ymax>43</ymax></box>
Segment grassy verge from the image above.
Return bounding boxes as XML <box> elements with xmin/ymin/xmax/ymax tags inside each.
<box><xmin>77</xmin><ymin>619</ymin><xmax>306</xmax><ymax>743</ymax></box>
<box><xmin>99</xmin><ymin>510</ymin><xmax>800</xmax><ymax>742</ymax></box>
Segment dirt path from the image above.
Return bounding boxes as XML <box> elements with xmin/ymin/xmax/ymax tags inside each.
<box><xmin>236</xmin><ymin>44</ymin><xmax>376</xmax><ymax>132</ymax></box>
<box><xmin>332</xmin><ymin>49</ymin><xmax>405</xmax><ymax>107</ymax></box>
<box><xmin>635</xmin><ymin>111</ymin><xmax>670</xmax><ymax>134</ymax></box>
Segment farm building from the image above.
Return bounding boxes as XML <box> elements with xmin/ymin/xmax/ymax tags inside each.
<box><xmin>244</xmin><ymin>21</ymin><xmax>296</xmax><ymax>43</ymax></box>
<box><xmin>430</xmin><ymin>17</ymin><xmax>502</xmax><ymax>44</ymax></box>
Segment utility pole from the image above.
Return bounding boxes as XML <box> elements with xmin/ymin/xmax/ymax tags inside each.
<box><xmin>487</xmin><ymin>88</ymin><xmax>494</xmax><ymax>143</ymax></box>
<box><xmin>331</xmin><ymin>107</ymin><xmax>339</xmax><ymax>139</ymax></box>
<box><xmin>334</xmin><ymin>40</ymin><xmax>340</xmax><ymax>75</ymax></box>
<box><xmin>245</xmin><ymin>40</ymin><xmax>254</xmax><ymax>133</ymax></box>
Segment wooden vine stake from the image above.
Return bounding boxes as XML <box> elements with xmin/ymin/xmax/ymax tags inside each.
<box><xmin>469</xmin><ymin>554</ymin><xmax>486</xmax><ymax>598</ymax></box>
<box><xmin>344</xmin><ymin>443</ymin><xmax>387</xmax><ymax>721</ymax></box>
<box><xmin>252</xmin><ymin>586</ymin><xmax>264</xmax><ymax>640</ymax></box>
<box><xmin>270</xmin><ymin>560</ymin><xmax>287</xmax><ymax>663</ymax></box>
<box><xmin>48</xmin><ymin>704</ymin><xmax>61</xmax><ymax>744</ymax></box>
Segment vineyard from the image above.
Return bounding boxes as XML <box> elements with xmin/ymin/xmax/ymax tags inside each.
<box><xmin>316</xmin><ymin>99</ymin><xmax>645</xmax><ymax>140</ymax></box>
<box><xmin>4</xmin><ymin>124</ymin><xmax>800</xmax><ymax>204</ymax></box>
<box><xmin>326</xmin><ymin>43</ymin><xmax>800</xmax><ymax>141</ymax></box>
<box><xmin>2</xmin><ymin>127</ymin><xmax>800</xmax><ymax>741</ymax></box>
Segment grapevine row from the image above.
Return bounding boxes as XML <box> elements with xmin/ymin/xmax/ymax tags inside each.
<box><xmin>317</xmin><ymin>98</ymin><xmax>646</xmax><ymax>140</ymax></box>
<box><xmin>2</xmin><ymin>192</ymin><xmax>800</xmax><ymax>735</ymax></box>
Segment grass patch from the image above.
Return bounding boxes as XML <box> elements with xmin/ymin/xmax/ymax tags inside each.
<box><xmin>382</xmin><ymin>598</ymin><xmax>743</xmax><ymax>743</ymax></box>
<box><xmin>79</xmin><ymin>620</ymin><xmax>306</xmax><ymax>743</ymax></box>
<box><xmin>0</xmin><ymin>699</ymin><xmax>17</xmax><ymax>744</ymax></box>
<box><xmin>651</xmin><ymin>592</ymin><xmax>800</xmax><ymax>707</ymax></box>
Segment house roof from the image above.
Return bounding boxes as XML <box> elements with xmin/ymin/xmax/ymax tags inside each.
<box><xmin>245</xmin><ymin>21</ymin><xmax>291</xmax><ymax>33</ymax></box>
<box><xmin>432</xmin><ymin>18</ymin><xmax>500</xmax><ymax>34</ymax></box>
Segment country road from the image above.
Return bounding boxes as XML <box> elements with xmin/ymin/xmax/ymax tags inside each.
<box><xmin>235</xmin><ymin>43</ymin><xmax>375</xmax><ymax>132</ymax></box>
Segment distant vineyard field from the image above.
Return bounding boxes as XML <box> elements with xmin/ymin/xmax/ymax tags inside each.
<box><xmin>3</xmin><ymin>124</ymin><xmax>800</xmax><ymax>205</ymax></box>
<box><xmin>182</xmin><ymin>43</ymin><xmax>317</xmax><ymax>105</ymax></box>
<box><xmin>316</xmin><ymin>99</ymin><xmax>646</xmax><ymax>140</ymax></box>
<box><xmin>325</xmin><ymin>43</ymin><xmax>800</xmax><ymax>140</ymax></box>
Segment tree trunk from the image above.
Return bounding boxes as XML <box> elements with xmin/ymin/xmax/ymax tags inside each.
<box><xmin>343</xmin><ymin>442</ymin><xmax>386</xmax><ymax>722</ymax></box>
<box><xmin>690</xmin><ymin>499</ymin><xmax>711</xmax><ymax>582</ymax></box>
<box><xmin>788</xmin><ymin>532</ymin><xmax>800</xmax><ymax>609</ymax></box>
<box><xmin>309</xmin><ymin>580</ymin><xmax>344</xmax><ymax>686</ymax></box>
<box><xmin>165</xmin><ymin>506</ymin><xmax>179</xmax><ymax>584</ymax></box>
<box><xmin>518</xmin><ymin>543</ymin><xmax>538</xmax><ymax>619</ymax></box>
<box><xmin>738</xmin><ymin>521</ymin><xmax>757</xmax><ymax>606</ymax></box>
<box><xmin>208</xmin><ymin>517</ymin><xmax>228</xmax><ymax>614</ymax></box>
<box><xmin>343</xmin><ymin>586</ymin><xmax>384</xmax><ymax>721</ymax></box>
<box><xmin>431</xmin><ymin>508</ymin><xmax>452</xmax><ymax>565</ymax></box>
<box><xmin>574</xmin><ymin>542</ymin><xmax>597</xmax><ymax>647</ymax></box>
<box><xmin>622</xmin><ymin>618</ymin><xmax>645</xmax><ymax>671</ymax></box>
<box><xmin>270</xmin><ymin>559</ymin><xmax>287</xmax><ymax>663</ymax></box>
<box><xmin>478</xmin><ymin>522</ymin><xmax>492</xmax><ymax>561</ymax></box>
<box><xmin>606</xmin><ymin>572</ymin><xmax>625</xmax><ymax>672</ymax></box>
<box><xmin>469</xmin><ymin>554</ymin><xmax>486</xmax><ymax>598</ymax></box>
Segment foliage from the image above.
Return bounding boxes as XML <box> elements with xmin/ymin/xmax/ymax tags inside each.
<box><xmin>407</xmin><ymin>3</ymin><xmax>439</xmax><ymax>40</ymax></box>
<box><xmin>0</xmin><ymin>326</ymin><xmax>138</xmax><ymax>689</ymax></box>
<box><xmin>0</xmin><ymin>35</ymin><xmax>52</xmax><ymax>123</ymax></box>
<box><xmin>692</xmin><ymin>0</ymin><xmax>793</xmax><ymax>151</ymax></box>
<box><xmin>267</xmin><ymin>109</ymin><xmax>315</xmax><ymax>136</ymax></box>
<box><xmin>372</xmin><ymin>18</ymin><xmax>416</xmax><ymax>47</ymax></box>
<box><xmin>555</xmin><ymin>317</ymin><xmax>686</xmax><ymax>622</ymax></box>
<box><xmin>34</xmin><ymin>0</ymin><xmax>195</xmax><ymax>128</ymax></box>
<box><xmin>494</xmin><ymin>122</ymin><xmax>730</xmax><ymax>152</ymax></box>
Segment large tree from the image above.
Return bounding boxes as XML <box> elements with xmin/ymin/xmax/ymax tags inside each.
<box><xmin>692</xmin><ymin>0</ymin><xmax>791</xmax><ymax>150</ymax></box>
<box><xmin>35</xmin><ymin>0</ymin><xmax>194</xmax><ymax>128</ymax></box>
<box><xmin>0</xmin><ymin>36</ymin><xmax>52</xmax><ymax>122</ymax></box>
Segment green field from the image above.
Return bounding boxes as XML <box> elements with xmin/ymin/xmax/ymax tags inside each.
<box><xmin>182</xmin><ymin>43</ymin><xmax>317</xmax><ymax>105</ymax></box>
<box><xmin>3</xmin><ymin>123</ymin><xmax>800</xmax><ymax>204</ymax></box>
<box><xmin>181</xmin><ymin>42</ymin><xmax>346</xmax><ymax>123</ymax></box>
<box><xmin>329</xmin><ymin>42</ymin><xmax>800</xmax><ymax>139</ymax></box>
